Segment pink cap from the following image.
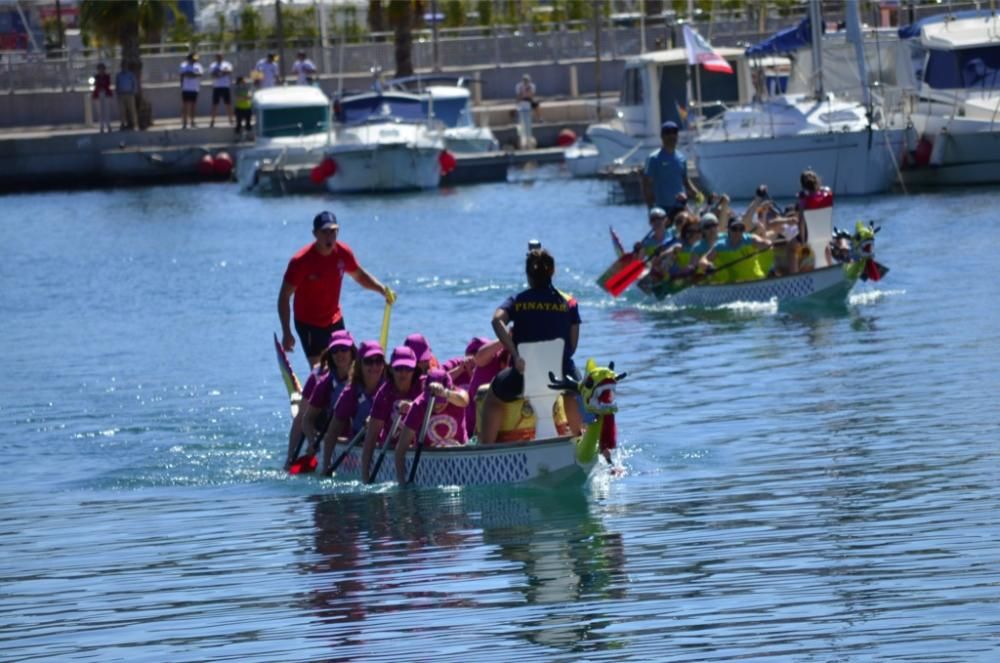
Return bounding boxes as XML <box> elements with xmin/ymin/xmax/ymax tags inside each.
<box><xmin>404</xmin><ymin>333</ymin><xmax>433</xmax><ymax>363</ymax></box>
<box><xmin>465</xmin><ymin>336</ymin><xmax>490</xmax><ymax>356</ymax></box>
<box><xmin>425</xmin><ymin>367</ymin><xmax>453</xmax><ymax>389</ymax></box>
<box><xmin>390</xmin><ymin>346</ymin><xmax>417</xmax><ymax>369</ymax></box>
<box><xmin>327</xmin><ymin>329</ymin><xmax>356</xmax><ymax>351</ymax></box>
<box><xmin>359</xmin><ymin>340</ymin><xmax>384</xmax><ymax>360</ymax></box>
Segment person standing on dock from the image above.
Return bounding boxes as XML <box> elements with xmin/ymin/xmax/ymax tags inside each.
<box><xmin>233</xmin><ymin>76</ymin><xmax>253</xmax><ymax>139</ymax></box>
<box><xmin>179</xmin><ymin>53</ymin><xmax>203</xmax><ymax>129</ymax></box>
<box><xmin>254</xmin><ymin>53</ymin><xmax>281</xmax><ymax>89</ymax></box>
<box><xmin>641</xmin><ymin>121</ymin><xmax>701</xmax><ymax>210</ymax></box>
<box><xmin>515</xmin><ymin>73</ymin><xmax>537</xmax><ymax>149</ymax></box>
<box><xmin>208</xmin><ymin>53</ymin><xmax>234</xmax><ymax>128</ymax></box>
<box><xmin>292</xmin><ymin>50</ymin><xmax>317</xmax><ymax>85</ymax></box>
<box><xmin>278</xmin><ymin>211</ymin><xmax>394</xmax><ymax>366</ymax></box>
<box><xmin>114</xmin><ymin>66</ymin><xmax>138</xmax><ymax>131</ymax></box>
<box><xmin>91</xmin><ymin>63</ymin><xmax>113</xmax><ymax>133</ymax></box>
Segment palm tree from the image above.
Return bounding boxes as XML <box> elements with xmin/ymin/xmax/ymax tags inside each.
<box><xmin>386</xmin><ymin>1</ymin><xmax>418</xmax><ymax>78</ymax></box>
<box><xmin>80</xmin><ymin>0</ymin><xmax>174</xmax><ymax>129</ymax></box>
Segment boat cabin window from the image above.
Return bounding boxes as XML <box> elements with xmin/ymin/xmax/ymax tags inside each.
<box><xmin>425</xmin><ymin>97</ymin><xmax>471</xmax><ymax>128</ymax></box>
<box><xmin>337</xmin><ymin>95</ymin><xmax>428</xmax><ymax>123</ymax></box>
<box><xmin>259</xmin><ymin>106</ymin><xmax>329</xmax><ymax>138</ymax></box>
<box><xmin>924</xmin><ymin>45</ymin><xmax>1000</xmax><ymax>89</ymax></box>
<box><xmin>622</xmin><ymin>67</ymin><xmax>644</xmax><ymax>106</ymax></box>
<box><xmin>818</xmin><ymin>109</ymin><xmax>860</xmax><ymax>124</ymax></box>
<box><xmin>659</xmin><ymin>63</ymin><xmax>739</xmax><ymax>124</ymax></box>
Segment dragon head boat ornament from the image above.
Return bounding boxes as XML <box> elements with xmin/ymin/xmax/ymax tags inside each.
<box><xmin>549</xmin><ymin>359</ymin><xmax>627</xmax><ymax>465</ymax></box>
<box><xmin>830</xmin><ymin>220</ymin><xmax>889</xmax><ymax>283</ymax></box>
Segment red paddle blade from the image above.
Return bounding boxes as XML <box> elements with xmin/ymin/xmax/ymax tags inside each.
<box><xmin>604</xmin><ymin>258</ymin><xmax>645</xmax><ymax>296</ymax></box>
<box><xmin>288</xmin><ymin>454</ymin><xmax>318</xmax><ymax>475</ymax></box>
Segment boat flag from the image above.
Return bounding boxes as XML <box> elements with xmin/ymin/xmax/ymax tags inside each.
<box><xmin>682</xmin><ymin>24</ymin><xmax>734</xmax><ymax>74</ymax></box>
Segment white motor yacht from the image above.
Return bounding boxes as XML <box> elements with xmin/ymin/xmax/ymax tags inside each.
<box><xmin>895</xmin><ymin>13</ymin><xmax>1000</xmax><ymax>186</ymax></box>
<box><xmin>236</xmin><ymin>86</ymin><xmax>332</xmax><ymax>193</ymax></box>
<box><xmin>324</xmin><ymin>91</ymin><xmax>446</xmax><ymax>193</ymax></box>
<box><xmin>565</xmin><ymin>47</ymin><xmax>753</xmax><ymax>177</ymax></box>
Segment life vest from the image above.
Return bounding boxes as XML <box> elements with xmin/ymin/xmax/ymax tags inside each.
<box><xmin>474</xmin><ymin>385</ymin><xmax>571</xmax><ymax>442</ymax></box>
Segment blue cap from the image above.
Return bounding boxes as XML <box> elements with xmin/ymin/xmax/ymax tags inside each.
<box><xmin>313</xmin><ymin>211</ymin><xmax>338</xmax><ymax>231</ymax></box>
<box><xmin>661</xmin><ymin>120</ymin><xmax>679</xmax><ymax>133</ymax></box>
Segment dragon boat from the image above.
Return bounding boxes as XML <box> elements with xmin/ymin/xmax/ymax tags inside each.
<box><xmin>275</xmin><ymin>337</ymin><xmax>624</xmax><ymax>489</ymax></box>
<box><xmin>599</xmin><ymin>190</ymin><xmax>888</xmax><ymax>307</ymax></box>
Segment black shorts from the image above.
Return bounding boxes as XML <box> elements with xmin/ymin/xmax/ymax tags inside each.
<box><xmin>181</xmin><ymin>90</ymin><xmax>198</xmax><ymax>102</ymax></box>
<box><xmin>490</xmin><ymin>361</ymin><xmax>579</xmax><ymax>403</ymax></box>
<box><xmin>212</xmin><ymin>87</ymin><xmax>231</xmax><ymax>105</ymax></box>
<box><xmin>294</xmin><ymin>318</ymin><xmax>346</xmax><ymax>360</ymax></box>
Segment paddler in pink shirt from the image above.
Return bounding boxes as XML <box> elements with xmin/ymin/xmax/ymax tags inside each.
<box><xmin>395</xmin><ymin>368</ymin><xmax>470</xmax><ymax>483</ymax></box>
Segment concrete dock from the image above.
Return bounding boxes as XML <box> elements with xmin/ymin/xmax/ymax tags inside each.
<box><xmin>0</xmin><ymin>97</ymin><xmax>608</xmax><ymax>193</ymax></box>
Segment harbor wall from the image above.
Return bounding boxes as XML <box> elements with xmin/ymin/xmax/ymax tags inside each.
<box><xmin>0</xmin><ymin>59</ymin><xmax>624</xmax><ymax>129</ymax></box>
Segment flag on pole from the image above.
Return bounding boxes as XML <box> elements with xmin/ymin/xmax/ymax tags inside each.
<box><xmin>682</xmin><ymin>24</ymin><xmax>734</xmax><ymax>74</ymax></box>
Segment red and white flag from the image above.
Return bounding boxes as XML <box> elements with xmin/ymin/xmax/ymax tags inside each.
<box><xmin>682</xmin><ymin>24</ymin><xmax>734</xmax><ymax>74</ymax></box>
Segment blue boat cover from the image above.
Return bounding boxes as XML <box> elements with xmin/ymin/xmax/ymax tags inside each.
<box><xmin>897</xmin><ymin>9</ymin><xmax>996</xmax><ymax>39</ymax></box>
<box><xmin>745</xmin><ymin>16</ymin><xmax>814</xmax><ymax>56</ymax></box>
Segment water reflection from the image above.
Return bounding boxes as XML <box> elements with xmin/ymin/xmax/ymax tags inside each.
<box><xmin>304</xmin><ymin>487</ymin><xmax>626</xmax><ymax>654</ymax></box>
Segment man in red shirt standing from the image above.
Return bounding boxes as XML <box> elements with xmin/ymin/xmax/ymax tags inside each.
<box><xmin>278</xmin><ymin>211</ymin><xmax>393</xmax><ymax>366</ymax></box>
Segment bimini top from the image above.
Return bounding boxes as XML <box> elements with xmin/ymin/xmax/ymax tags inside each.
<box><xmin>919</xmin><ymin>15</ymin><xmax>1000</xmax><ymax>50</ymax></box>
<box><xmin>625</xmin><ymin>46</ymin><xmax>745</xmax><ymax>67</ymax></box>
<box><xmin>253</xmin><ymin>86</ymin><xmax>331</xmax><ymax>110</ymax></box>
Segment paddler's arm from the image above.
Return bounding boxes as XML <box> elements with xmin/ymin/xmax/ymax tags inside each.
<box><xmin>360</xmin><ymin>419</ymin><xmax>384</xmax><ymax>483</ymax></box>
<box><xmin>683</xmin><ymin>172</ymin><xmax>702</xmax><ymax>202</ymax></box>
<box><xmin>640</xmin><ymin>173</ymin><xmax>655</xmax><ymax>208</ymax></box>
<box><xmin>278</xmin><ymin>280</ymin><xmax>296</xmax><ymax>353</ymax></box>
<box><xmin>491</xmin><ymin>308</ymin><xmax>524</xmax><ymax>373</ymax></box>
<box><xmin>568</xmin><ymin>323</ymin><xmax>579</xmax><ymax>357</ymax></box>
<box><xmin>473</xmin><ymin>339</ymin><xmax>503</xmax><ymax>367</ymax></box>
<box><xmin>349</xmin><ymin>266</ymin><xmax>394</xmax><ymax>303</ymax></box>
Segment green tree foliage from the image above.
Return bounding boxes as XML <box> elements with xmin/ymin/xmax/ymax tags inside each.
<box><xmin>475</xmin><ymin>0</ymin><xmax>493</xmax><ymax>26</ymax></box>
<box><xmin>443</xmin><ymin>0</ymin><xmax>465</xmax><ymax>28</ymax></box>
<box><xmin>275</xmin><ymin>5</ymin><xmax>317</xmax><ymax>44</ymax></box>
<box><xmin>237</xmin><ymin>5</ymin><xmax>263</xmax><ymax>45</ymax></box>
<box><xmin>80</xmin><ymin>0</ymin><xmax>176</xmax><ymax>127</ymax></box>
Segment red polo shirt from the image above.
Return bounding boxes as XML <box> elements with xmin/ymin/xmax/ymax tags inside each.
<box><xmin>283</xmin><ymin>241</ymin><xmax>359</xmax><ymax>326</ymax></box>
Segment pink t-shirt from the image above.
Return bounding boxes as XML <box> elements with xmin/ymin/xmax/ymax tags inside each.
<box><xmin>333</xmin><ymin>379</ymin><xmax>383</xmax><ymax>437</ymax></box>
<box><xmin>369</xmin><ymin>378</ymin><xmax>422</xmax><ymax>444</ymax></box>
<box><xmin>300</xmin><ymin>368</ymin><xmax>324</xmax><ymax>401</ymax></box>
<box><xmin>307</xmin><ymin>371</ymin><xmax>348</xmax><ymax>413</ymax></box>
<box><xmin>465</xmin><ymin>350</ymin><xmax>507</xmax><ymax>433</ymax></box>
<box><xmin>442</xmin><ymin>356</ymin><xmax>474</xmax><ymax>390</ymax></box>
<box><xmin>403</xmin><ymin>390</ymin><xmax>469</xmax><ymax>447</ymax></box>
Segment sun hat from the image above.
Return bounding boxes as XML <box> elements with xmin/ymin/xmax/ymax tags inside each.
<box><xmin>648</xmin><ymin>206</ymin><xmax>668</xmax><ymax>219</ymax></box>
<box><xmin>404</xmin><ymin>333</ymin><xmax>433</xmax><ymax>363</ymax></box>
<box><xmin>327</xmin><ymin>329</ymin><xmax>355</xmax><ymax>351</ymax></box>
<box><xmin>728</xmin><ymin>216</ymin><xmax>746</xmax><ymax>231</ymax></box>
<box><xmin>359</xmin><ymin>340</ymin><xmax>385</xmax><ymax>360</ymax></box>
<box><xmin>313</xmin><ymin>211</ymin><xmax>338</xmax><ymax>232</ymax></box>
<box><xmin>700</xmin><ymin>212</ymin><xmax>719</xmax><ymax>228</ymax></box>
<box><xmin>465</xmin><ymin>336</ymin><xmax>490</xmax><ymax>357</ymax></box>
<box><xmin>390</xmin><ymin>346</ymin><xmax>417</xmax><ymax>370</ymax></box>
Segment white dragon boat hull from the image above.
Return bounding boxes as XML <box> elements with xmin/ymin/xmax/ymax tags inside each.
<box><xmin>661</xmin><ymin>264</ymin><xmax>857</xmax><ymax>308</ymax></box>
<box><xmin>333</xmin><ymin>436</ymin><xmax>597</xmax><ymax>488</ymax></box>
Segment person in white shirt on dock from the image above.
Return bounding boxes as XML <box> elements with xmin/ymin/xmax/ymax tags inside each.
<box><xmin>254</xmin><ymin>53</ymin><xmax>281</xmax><ymax>89</ymax></box>
<box><xmin>209</xmin><ymin>53</ymin><xmax>234</xmax><ymax>128</ymax></box>
<box><xmin>514</xmin><ymin>73</ymin><xmax>537</xmax><ymax>149</ymax></box>
<box><xmin>292</xmin><ymin>50</ymin><xmax>317</xmax><ymax>86</ymax></box>
<box><xmin>179</xmin><ymin>53</ymin><xmax>203</xmax><ymax>129</ymax></box>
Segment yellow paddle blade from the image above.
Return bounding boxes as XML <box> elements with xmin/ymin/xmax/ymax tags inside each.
<box><xmin>379</xmin><ymin>288</ymin><xmax>395</xmax><ymax>350</ymax></box>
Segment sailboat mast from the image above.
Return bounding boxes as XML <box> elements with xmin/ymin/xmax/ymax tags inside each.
<box><xmin>808</xmin><ymin>0</ymin><xmax>824</xmax><ymax>99</ymax></box>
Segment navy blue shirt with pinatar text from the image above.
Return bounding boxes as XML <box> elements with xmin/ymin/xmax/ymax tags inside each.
<box><xmin>499</xmin><ymin>286</ymin><xmax>581</xmax><ymax>376</ymax></box>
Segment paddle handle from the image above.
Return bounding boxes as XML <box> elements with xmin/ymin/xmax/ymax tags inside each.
<box><xmin>379</xmin><ymin>288</ymin><xmax>395</xmax><ymax>351</ymax></box>
<box><xmin>325</xmin><ymin>422</ymin><xmax>367</xmax><ymax>476</ymax></box>
<box><xmin>368</xmin><ymin>413</ymin><xmax>402</xmax><ymax>484</ymax></box>
<box><xmin>406</xmin><ymin>395</ymin><xmax>436</xmax><ymax>484</ymax></box>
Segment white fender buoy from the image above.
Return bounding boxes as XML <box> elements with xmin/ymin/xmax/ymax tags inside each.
<box><xmin>929</xmin><ymin>128</ymin><xmax>948</xmax><ymax>167</ymax></box>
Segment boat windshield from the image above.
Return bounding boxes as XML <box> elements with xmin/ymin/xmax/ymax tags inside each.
<box><xmin>426</xmin><ymin>97</ymin><xmax>471</xmax><ymax>127</ymax></box>
<box><xmin>260</xmin><ymin>106</ymin><xmax>328</xmax><ymax>138</ymax></box>
<box><xmin>337</xmin><ymin>95</ymin><xmax>428</xmax><ymax>123</ymax></box>
<box><xmin>925</xmin><ymin>45</ymin><xmax>1000</xmax><ymax>90</ymax></box>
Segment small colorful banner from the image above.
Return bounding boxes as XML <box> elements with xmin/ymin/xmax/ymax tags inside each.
<box><xmin>682</xmin><ymin>24</ymin><xmax>734</xmax><ymax>74</ymax></box>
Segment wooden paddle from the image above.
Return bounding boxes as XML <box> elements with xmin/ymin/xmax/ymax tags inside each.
<box><xmin>597</xmin><ymin>253</ymin><xmax>647</xmax><ymax>297</ymax></box>
<box><xmin>287</xmin><ymin>412</ymin><xmax>335</xmax><ymax>475</ymax></box>
<box><xmin>367</xmin><ymin>413</ymin><xmax>403</xmax><ymax>484</ymax></box>
<box><xmin>324</xmin><ymin>424</ymin><xmax>367</xmax><ymax>477</ymax></box>
<box><xmin>406</xmin><ymin>394</ymin><xmax>437</xmax><ymax>485</ymax></box>
<box><xmin>380</xmin><ymin>287</ymin><xmax>395</xmax><ymax>351</ymax></box>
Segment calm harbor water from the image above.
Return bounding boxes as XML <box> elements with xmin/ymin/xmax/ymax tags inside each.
<box><xmin>2</xmin><ymin>172</ymin><xmax>999</xmax><ymax>662</ymax></box>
